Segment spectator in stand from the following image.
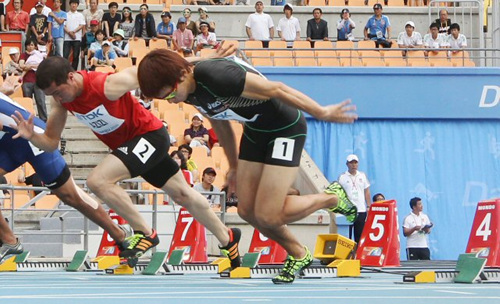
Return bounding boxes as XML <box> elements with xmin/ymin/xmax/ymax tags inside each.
<box><xmin>445</xmin><ymin>23</ymin><xmax>467</xmax><ymax>53</ymax></box>
<box><xmin>397</xmin><ymin>21</ymin><xmax>423</xmax><ymax>56</ymax></box>
<box><xmin>89</xmin><ymin>40</ymin><xmax>116</xmax><ymax>70</ymax></box>
<box><xmin>19</xmin><ymin>39</ymin><xmax>47</xmax><ymax>121</ymax></box>
<box><xmin>182</xmin><ymin>8</ymin><xmax>198</xmax><ymax>37</ymax></box>
<box><xmin>372</xmin><ymin>193</ymin><xmax>385</xmax><ymax>202</ymax></box>
<box><xmin>81</xmin><ymin>20</ymin><xmax>99</xmax><ymax>68</ymax></box>
<box><xmin>364</xmin><ymin>3</ymin><xmax>392</xmax><ymax>48</ymax></box>
<box><xmin>88</xmin><ymin>28</ymin><xmax>104</xmax><ymax>55</ymax></box>
<box><xmin>64</xmin><ymin>0</ymin><xmax>86</xmax><ymax>71</ymax></box>
<box><xmin>188</xmin><ymin>0</ymin><xmax>216</xmax><ymax>8</ymax></box>
<box><xmin>3</xmin><ymin>48</ymin><xmax>23</xmax><ymax>77</ymax></box>
<box><xmin>245</xmin><ymin>1</ymin><xmax>274</xmax><ymax>48</ymax></box>
<box><xmin>170</xmin><ymin>150</ymin><xmax>194</xmax><ymax>187</ymax></box>
<box><xmin>29</xmin><ymin>2</ymin><xmax>49</xmax><ymax>53</ymax></box>
<box><xmin>195</xmin><ymin>21</ymin><xmax>217</xmax><ymax>55</ymax></box>
<box><xmin>423</xmin><ymin>23</ymin><xmax>447</xmax><ymax>56</ymax></box>
<box><xmin>435</xmin><ymin>9</ymin><xmax>451</xmax><ymax>34</ymax></box>
<box><xmin>0</xmin><ymin>2</ymin><xmax>5</xmax><ymax>31</ymax></box>
<box><xmin>179</xmin><ymin>144</ymin><xmax>199</xmax><ymax>183</ymax></box>
<box><xmin>29</xmin><ymin>0</ymin><xmax>51</xmax><ymax>17</ymax></box>
<box><xmin>82</xmin><ymin>0</ymin><xmax>103</xmax><ymax>32</ymax></box>
<box><xmin>338</xmin><ymin>154</ymin><xmax>371</xmax><ymax>245</ymax></box>
<box><xmin>196</xmin><ymin>7</ymin><xmax>216</xmax><ymax>33</ymax></box>
<box><xmin>172</xmin><ymin>17</ymin><xmax>194</xmax><ymax>57</ymax></box>
<box><xmin>193</xmin><ymin>167</ymin><xmax>221</xmax><ymax>209</ymax></box>
<box><xmin>403</xmin><ymin>197</ymin><xmax>433</xmax><ymax>260</ymax></box>
<box><xmin>112</xmin><ymin>29</ymin><xmax>129</xmax><ymax>57</ymax></box>
<box><xmin>102</xmin><ymin>2</ymin><xmax>121</xmax><ymax>39</ymax></box>
<box><xmin>337</xmin><ymin>8</ymin><xmax>355</xmax><ymax>41</ymax></box>
<box><xmin>306</xmin><ymin>8</ymin><xmax>328</xmax><ymax>47</ymax></box>
<box><xmin>132</xmin><ymin>4</ymin><xmax>156</xmax><ymax>46</ymax></box>
<box><xmin>184</xmin><ymin>113</ymin><xmax>210</xmax><ymax>154</ymax></box>
<box><xmin>119</xmin><ymin>7</ymin><xmax>134</xmax><ymax>40</ymax></box>
<box><xmin>6</xmin><ymin>0</ymin><xmax>30</xmax><ymax>42</ymax></box>
<box><xmin>156</xmin><ymin>11</ymin><xmax>176</xmax><ymax>48</ymax></box>
<box><xmin>47</xmin><ymin>0</ymin><xmax>66</xmax><ymax>57</ymax></box>
<box><xmin>160</xmin><ymin>120</ymin><xmax>177</xmax><ymax>146</ymax></box>
<box><xmin>277</xmin><ymin>4</ymin><xmax>300</xmax><ymax>48</ymax></box>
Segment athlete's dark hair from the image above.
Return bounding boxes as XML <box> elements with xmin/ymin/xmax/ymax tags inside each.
<box><xmin>138</xmin><ymin>48</ymin><xmax>192</xmax><ymax>98</ymax></box>
<box><xmin>170</xmin><ymin>150</ymin><xmax>188</xmax><ymax>170</ymax></box>
<box><xmin>36</xmin><ymin>57</ymin><xmax>75</xmax><ymax>90</ymax></box>
<box><xmin>409</xmin><ymin>197</ymin><xmax>421</xmax><ymax>209</ymax></box>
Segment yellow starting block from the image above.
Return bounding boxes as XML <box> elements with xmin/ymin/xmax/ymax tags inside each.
<box><xmin>92</xmin><ymin>255</ymin><xmax>121</xmax><ymax>270</ymax></box>
<box><xmin>314</xmin><ymin>234</ymin><xmax>356</xmax><ymax>263</ymax></box>
<box><xmin>0</xmin><ymin>256</ymin><xmax>17</xmax><ymax>272</ymax></box>
<box><xmin>105</xmin><ymin>263</ymin><xmax>135</xmax><ymax>275</ymax></box>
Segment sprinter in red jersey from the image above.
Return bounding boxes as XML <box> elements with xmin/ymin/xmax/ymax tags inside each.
<box><xmin>12</xmin><ymin>56</ymin><xmax>241</xmax><ymax>268</ymax></box>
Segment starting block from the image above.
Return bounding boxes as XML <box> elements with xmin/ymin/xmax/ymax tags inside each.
<box><xmin>66</xmin><ymin>250</ymin><xmax>89</xmax><ymax>272</ymax></box>
<box><xmin>403</xmin><ymin>253</ymin><xmax>499</xmax><ymax>284</ymax></box>
<box><xmin>142</xmin><ymin>251</ymin><xmax>168</xmax><ymax>275</ymax></box>
<box><xmin>163</xmin><ymin>249</ymin><xmax>231</xmax><ymax>274</ymax></box>
<box><xmin>105</xmin><ymin>264</ymin><xmax>135</xmax><ymax>275</ymax></box>
<box><xmin>314</xmin><ymin>234</ymin><xmax>356</xmax><ymax>263</ymax></box>
<box><xmin>0</xmin><ymin>251</ymin><xmax>31</xmax><ymax>272</ymax></box>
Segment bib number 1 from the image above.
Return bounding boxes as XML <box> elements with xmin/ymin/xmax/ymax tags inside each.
<box><xmin>271</xmin><ymin>138</ymin><xmax>295</xmax><ymax>162</ymax></box>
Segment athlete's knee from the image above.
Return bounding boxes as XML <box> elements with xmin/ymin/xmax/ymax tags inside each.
<box><xmin>256</xmin><ymin>214</ymin><xmax>283</xmax><ymax>229</ymax></box>
<box><xmin>237</xmin><ymin>205</ymin><xmax>257</xmax><ymax>225</ymax></box>
<box><xmin>169</xmin><ymin>187</ymin><xmax>199</xmax><ymax>208</ymax></box>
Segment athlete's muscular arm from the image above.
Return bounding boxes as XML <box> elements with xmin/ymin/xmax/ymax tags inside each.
<box><xmin>240</xmin><ymin>72</ymin><xmax>358</xmax><ymax>124</ymax></box>
<box><xmin>209</xmin><ymin>119</ymin><xmax>238</xmax><ymax>193</ymax></box>
<box><xmin>11</xmin><ymin>99</ymin><xmax>68</xmax><ymax>152</ymax></box>
<box><xmin>104</xmin><ymin>66</ymin><xmax>139</xmax><ymax>100</ymax></box>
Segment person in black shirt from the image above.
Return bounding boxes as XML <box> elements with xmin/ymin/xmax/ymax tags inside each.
<box><xmin>102</xmin><ymin>2</ymin><xmax>121</xmax><ymax>38</ymax></box>
<box><xmin>30</xmin><ymin>2</ymin><xmax>48</xmax><ymax>47</ymax></box>
<box><xmin>0</xmin><ymin>3</ymin><xmax>6</xmax><ymax>31</ymax></box>
<box><xmin>137</xmin><ymin>49</ymin><xmax>359</xmax><ymax>284</ymax></box>
<box><xmin>306</xmin><ymin>8</ymin><xmax>328</xmax><ymax>47</ymax></box>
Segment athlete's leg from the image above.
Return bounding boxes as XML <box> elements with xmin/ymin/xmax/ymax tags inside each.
<box><xmin>161</xmin><ymin>171</ymin><xmax>230</xmax><ymax>246</ymax></box>
<box><xmin>86</xmin><ymin>155</ymin><xmax>152</xmax><ymax>235</ymax></box>
<box><xmin>0</xmin><ymin>168</ymin><xmax>17</xmax><ymax>245</ymax></box>
<box><xmin>51</xmin><ymin>176</ymin><xmax>126</xmax><ymax>242</ymax></box>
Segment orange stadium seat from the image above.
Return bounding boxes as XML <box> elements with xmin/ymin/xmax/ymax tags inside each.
<box><xmin>362</xmin><ymin>58</ymin><xmax>385</xmax><ymax>66</ymax></box>
<box><xmin>357</xmin><ymin>40</ymin><xmax>376</xmax><ymax>49</ymax></box>
<box><xmin>295</xmin><ymin>58</ymin><xmax>317</xmax><ymax>66</ymax></box>
<box><xmin>35</xmin><ymin>195</ymin><xmax>60</xmax><ymax>210</ymax></box>
<box><xmin>252</xmin><ymin>58</ymin><xmax>273</xmax><ymax>66</ymax></box>
<box><xmin>313</xmin><ymin>40</ymin><xmax>334</xmax><ymax>49</ymax></box>
<box><xmin>149</xmin><ymin>38</ymin><xmax>169</xmax><ymax>50</ymax></box>
<box><xmin>274</xmin><ymin>58</ymin><xmax>294</xmax><ymax>66</ymax></box>
<box><xmin>318</xmin><ymin>58</ymin><xmax>341</xmax><ymax>66</ymax></box>
<box><xmin>95</xmin><ymin>66</ymin><xmax>115</xmax><ymax>73</ymax></box>
<box><xmin>268</xmin><ymin>40</ymin><xmax>288</xmax><ymax>49</ymax></box>
<box><xmin>292</xmin><ymin>40</ymin><xmax>311</xmax><ymax>49</ymax></box>
<box><xmin>308</xmin><ymin>0</ymin><xmax>327</xmax><ymax>5</ymax></box>
<box><xmin>384</xmin><ymin>57</ymin><xmax>408</xmax><ymax>66</ymax></box>
<box><xmin>114</xmin><ymin>57</ymin><xmax>133</xmax><ymax>72</ymax></box>
<box><xmin>13</xmin><ymin>97</ymin><xmax>35</xmax><ymax>113</ymax></box>
<box><xmin>132</xmin><ymin>48</ymin><xmax>150</xmax><ymax>65</ymax></box>
<box><xmin>294</xmin><ymin>50</ymin><xmax>315</xmax><ymax>58</ymax></box>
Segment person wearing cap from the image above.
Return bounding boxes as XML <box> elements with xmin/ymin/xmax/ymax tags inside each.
<box><xmin>403</xmin><ymin>197</ymin><xmax>433</xmax><ymax>260</ymax></box>
<box><xmin>195</xmin><ymin>21</ymin><xmax>218</xmax><ymax>55</ymax></box>
<box><xmin>397</xmin><ymin>21</ymin><xmax>422</xmax><ymax>56</ymax></box>
<box><xmin>245</xmin><ymin>1</ymin><xmax>274</xmax><ymax>48</ymax></box>
<box><xmin>423</xmin><ymin>22</ymin><xmax>447</xmax><ymax>57</ymax></box>
<box><xmin>64</xmin><ymin>0</ymin><xmax>86</xmax><ymax>70</ymax></box>
<box><xmin>277</xmin><ymin>4</ymin><xmax>300</xmax><ymax>47</ymax></box>
<box><xmin>156</xmin><ymin>11</ymin><xmax>176</xmax><ymax>47</ymax></box>
<box><xmin>29</xmin><ymin>0</ymin><xmax>51</xmax><ymax>17</ymax></box>
<box><xmin>118</xmin><ymin>7</ymin><xmax>134</xmax><ymax>40</ymax></box>
<box><xmin>102</xmin><ymin>2</ymin><xmax>121</xmax><ymax>38</ymax></box>
<box><xmin>132</xmin><ymin>4</ymin><xmax>156</xmax><ymax>45</ymax></box>
<box><xmin>306</xmin><ymin>8</ymin><xmax>328</xmax><ymax>45</ymax></box>
<box><xmin>3</xmin><ymin>48</ymin><xmax>23</xmax><ymax>77</ymax></box>
<box><xmin>82</xmin><ymin>0</ymin><xmax>104</xmax><ymax>32</ymax></box>
<box><xmin>196</xmin><ymin>7</ymin><xmax>216</xmax><ymax>33</ymax></box>
<box><xmin>194</xmin><ymin>167</ymin><xmax>221</xmax><ymax>209</ymax></box>
<box><xmin>337</xmin><ymin>8</ymin><xmax>355</xmax><ymax>41</ymax></box>
<box><xmin>47</xmin><ymin>0</ymin><xmax>67</xmax><ymax>57</ymax></box>
<box><xmin>136</xmin><ymin>49</ymin><xmax>358</xmax><ymax>284</ymax></box>
<box><xmin>184</xmin><ymin>113</ymin><xmax>210</xmax><ymax>154</ymax></box>
<box><xmin>90</xmin><ymin>39</ymin><xmax>116</xmax><ymax>70</ymax></box>
<box><xmin>338</xmin><ymin>154</ymin><xmax>371</xmax><ymax>245</ymax></box>
<box><xmin>112</xmin><ymin>29</ymin><xmax>129</xmax><ymax>57</ymax></box>
<box><xmin>29</xmin><ymin>2</ymin><xmax>49</xmax><ymax>49</ymax></box>
<box><xmin>172</xmin><ymin>16</ymin><xmax>194</xmax><ymax>56</ymax></box>
<box><xmin>364</xmin><ymin>3</ymin><xmax>392</xmax><ymax>48</ymax></box>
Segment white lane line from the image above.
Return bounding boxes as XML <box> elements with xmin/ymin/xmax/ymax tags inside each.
<box><xmin>242</xmin><ymin>299</ymin><xmax>271</xmax><ymax>302</ymax></box>
<box><xmin>435</xmin><ymin>290</ymin><xmax>476</xmax><ymax>295</ymax></box>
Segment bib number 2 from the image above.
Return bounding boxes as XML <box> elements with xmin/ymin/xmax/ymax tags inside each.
<box><xmin>271</xmin><ymin>138</ymin><xmax>295</xmax><ymax>162</ymax></box>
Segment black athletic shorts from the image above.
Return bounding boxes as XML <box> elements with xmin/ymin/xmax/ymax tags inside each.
<box><xmin>239</xmin><ymin>110</ymin><xmax>307</xmax><ymax>167</ymax></box>
<box><xmin>111</xmin><ymin>127</ymin><xmax>179</xmax><ymax>188</ymax></box>
<box><xmin>407</xmin><ymin>247</ymin><xmax>430</xmax><ymax>260</ymax></box>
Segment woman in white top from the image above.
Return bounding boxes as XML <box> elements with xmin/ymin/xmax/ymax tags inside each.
<box><xmin>195</xmin><ymin>21</ymin><xmax>217</xmax><ymax>55</ymax></box>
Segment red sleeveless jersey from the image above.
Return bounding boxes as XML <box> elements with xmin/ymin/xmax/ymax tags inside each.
<box><xmin>62</xmin><ymin>71</ymin><xmax>163</xmax><ymax>150</ymax></box>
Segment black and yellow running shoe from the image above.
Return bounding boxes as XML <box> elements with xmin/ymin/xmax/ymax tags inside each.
<box><xmin>119</xmin><ymin>229</ymin><xmax>160</xmax><ymax>264</ymax></box>
<box><xmin>325</xmin><ymin>181</ymin><xmax>358</xmax><ymax>223</ymax></box>
<box><xmin>219</xmin><ymin>228</ymin><xmax>241</xmax><ymax>269</ymax></box>
<box><xmin>272</xmin><ymin>246</ymin><xmax>313</xmax><ymax>284</ymax></box>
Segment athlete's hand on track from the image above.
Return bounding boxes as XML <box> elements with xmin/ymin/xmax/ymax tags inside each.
<box><xmin>318</xmin><ymin>99</ymin><xmax>358</xmax><ymax>123</ymax></box>
<box><xmin>10</xmin><ymin>111</ymin><xmax>35</xmax><ymax>140</ymax></box>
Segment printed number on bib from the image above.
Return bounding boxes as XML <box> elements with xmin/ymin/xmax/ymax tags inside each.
<box><xmin>181</xmin><ymin>216</ymin><xmax>194</xmax><ymax>241</ymax></box>
<box><xmin>132</xmin><ymin>138</ymin><xmax>156</xmax><ymax>164</ymax></box>
<box><xmin>476</xmin><ymin>213</ymin><xmax>492</xmax><ymax>241</ymax></box>
<box><xmin>369</xmin><ymin>214</ymin><xmax>386</xmax><ymax>242</ymax></box>
<box><xmin>271</xmin><ymin>138</ymin><xmax>295</xmax><ymax>161</ymax></box>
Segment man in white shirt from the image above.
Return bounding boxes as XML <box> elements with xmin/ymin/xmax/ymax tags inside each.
<box><xmin>403</xmin><ymin>197</ymin><xmax>432</xmax><ymax>260</ymax></box>
<box><xmin>245</xmin><ymin>1</ymin><xmax>274</xmax><ymax>48</ymax></box>
<box><xmin>277</xmin><ymin>3</ymin><xmax>300</xmax><ymax>47</ymax></box>
<box><xmin>446</xmin><ymin>23</ymin><xmax>467</xmax><ymax>53</ymax></box>
<box><xmin>338</xmin><ymin>154</ymin><xmax>371</xmax><ymax>244</ymax></box>
<box><xmin>193</xmin><ymin>167</ymin><xmax>221</xmax><ymax>209</ymax></box>
<box><xmin>397</xmin><ymin>21</ymin><xmax>422</xmax><ymax>56</ymax></box>
<box><xmin>423</xmin><ymin>22</ymin><xmax>447</xmax><ymax>57</ymax></box>
<box><xmin>63</xmin><ymin>0</ymin><xmax>86</xmax><ymax>70</ymax></box>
